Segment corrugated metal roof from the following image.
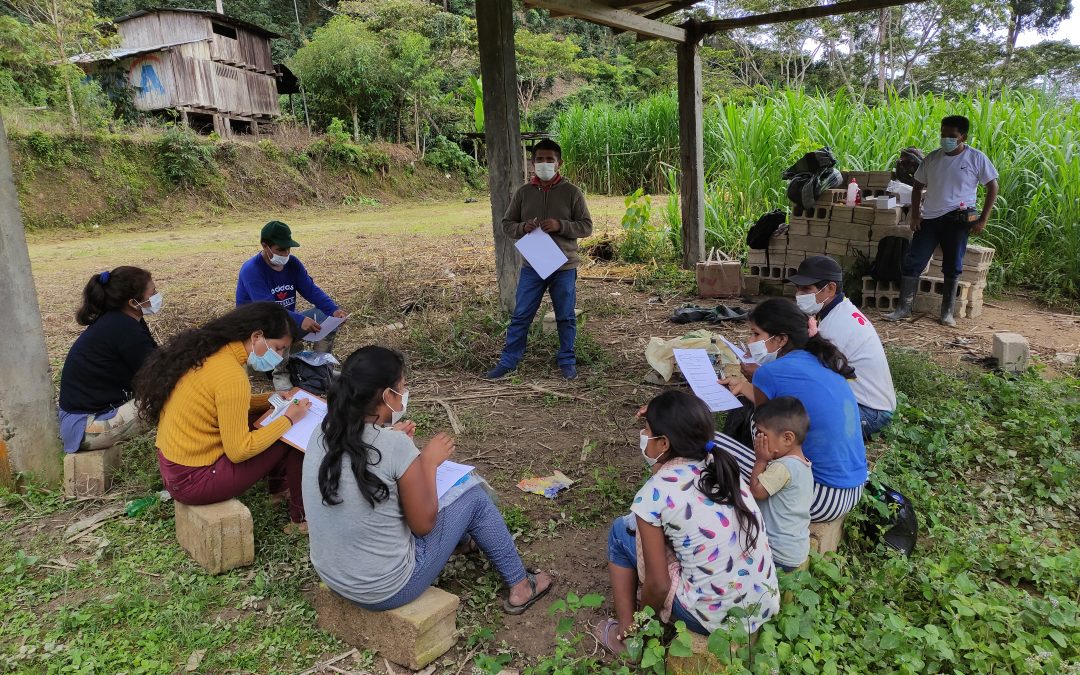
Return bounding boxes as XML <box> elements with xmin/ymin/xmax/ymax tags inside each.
<box><xmin>113</xmin><ymin>8</ymin><xmax>281</xmax><ymax>39</ymax></box>
<box><xmin>68</xmin><ymin>39</ymin><xmax>205</xmax><ymax>64</ymax></box>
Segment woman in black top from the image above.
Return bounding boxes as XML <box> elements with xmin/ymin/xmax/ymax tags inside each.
<box><xmin>58</xmin><ymin>266</ymin><xmax>161</xmax><ymax>453</ymax></box>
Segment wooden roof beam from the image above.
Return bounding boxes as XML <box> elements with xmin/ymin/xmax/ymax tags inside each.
<box><xmin>699</xmin><ymin>0</ymin><xmax>924</xmax><ymax>32</ymax></box>
<box><xmin>611</xmin><ymin>0</ymin><xmax>700</xmax><ymax>36</ymax></box>
<box><xmin>524</xmin><ymin>0</ymin><xmax>688</xmax><ymax>42</ymax></box>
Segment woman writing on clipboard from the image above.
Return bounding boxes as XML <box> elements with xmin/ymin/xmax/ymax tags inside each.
<box><xmin>135</xmin><ymin>302</ymin><xmax>312</xmax><ymax>534</ymax></box>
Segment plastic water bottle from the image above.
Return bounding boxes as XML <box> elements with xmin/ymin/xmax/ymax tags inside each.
<box><xmin>846</xmin><ymin>178</ymin><xmax>861</xmax><ymax>206</ymax></box>
<box><xmin>125</xmin><ymin>490</ymin><xmax>172</xmax><ymax>517</ymax></box>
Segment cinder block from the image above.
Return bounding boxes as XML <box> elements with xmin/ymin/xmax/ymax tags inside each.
<box><xmin>825</xmin><ymin>238</ymin><xmax>855</xmax><ymax>257</ymax></box>
<box><xmin>791</xmin><ymin>204</ymin><xmax>807</xmax><ymax>219</ymax></box>
<box><xmin>541</xmin><ymin>309</ymin><xmax>582</xmax><ymax>335</ymax></box>
<box><xmin>873</xmin><ymin>207</ymin><xmax>904</xmax><ymax>226</ymax></box>
<box><xmin>743</xmin><ymin>275</ymin><xmax>761</xmax><ymax>296</ymax></box>
<box><xmin>873</xmin><ymin>294</ymin><xmax>899</xmax><ymax>311</ymax></box>
<box><xmin>766</xmin><ymin>236</ymin><xmax>788</xmax><ymax>254</ymax></box>
<box><xmin>828</xmin><ymin>221</ymin><xmax>871</xmax><ymax>242</ymax></box>
<box><xmin>787</xmin><ymin>217</ymin><xmax>810</xmax><ymax>236</ymax></box>
<box><xmin>852</xmin><ymin>206</ymin><xmax>876</xmax><ymax>224</ymax></box>
<box><xmin>809</xmin><ymin>205</ymin><xmax>831</xmax><ymax>221</ymax></box>
<box><xmin>316</xmin><ymin>585</ymin><xmax>459</xmax><ymax>670</ymax></box>
<box><xmin>830</xmin><ymin>205</ymin><xmax>855</xmax><ymax>223</ymax></box>
<box><xmin>917</xmin><ymin>276</ymin><xmax>970</xmax><ymax>300</ymax></box>
<box><xmin>992</xmin><ymin>332</ymin><xmax>1029</xmax><ymax>373</ymax></box>
<box><xmin>862</xmin><ymin>275</ymin><xmax>900</xmax><ymax>294</ymax></box>
<box><xmin>810</xmin><ymin>516</ymin><xmax>846</xmax><ymax>555</ymax></box>
<box><xmin>64</xmin><ymin>446</ymin><xmax>122</xmax><ymax>498</ymax></box>
<box><xmin>808</xmin><ymin>222</ymin><xmax>830</xmax><ymax>238</ymax></box>
<box><xmin>865</xmin><ymin>171</ymin><xmax>893</xmax><ymax>189</ymax></box>
<box><xmin>870</xmin><ymin>224</ymin><xmax>912</xmax><ymax>241</ymax></box>
<box><xmin>914</xmin><ymin>294</ymin><xmax>968</xmax><ymax>318</ymax></box>
<box><xmin>814</xmin><ymin>188</ymin><xmax>847</xmax><ymax>206</ymax></box>
<box><xmin>746</xmin><ymin>250</ymin><xmax>767</xmax><ymax>266</ymax></box>
<box><xmin>786</xmin><ymin>234</ymin><xmax>816</xmax><ymax>251</ymax></box>
<box><xmin>667</xmin><ymin>630</ymin><xmax>757</xmax><ymax>674</ymax></box>
<box><xmin>175</xmin><ymin>500</ymin><xmax>255</xmax><ymax>574</ymax></box>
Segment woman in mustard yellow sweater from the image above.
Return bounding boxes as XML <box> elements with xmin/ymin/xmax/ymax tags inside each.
<box><xmin>135</xmin><ymin>302</ymin><xmax>312</xmax><ymax>530</ymax></box>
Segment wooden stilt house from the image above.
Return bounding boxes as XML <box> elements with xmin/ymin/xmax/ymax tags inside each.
<box><xmin>71</xmin><ymin>8</ymin><xmax>283</xmax><ymax>136</ymax></box>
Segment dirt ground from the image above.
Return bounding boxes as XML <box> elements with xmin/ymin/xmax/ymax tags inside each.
<box><xmin>24</xmin><ymin>196</ymin><xmax>1080</xmax><ymax>669</ymax></box>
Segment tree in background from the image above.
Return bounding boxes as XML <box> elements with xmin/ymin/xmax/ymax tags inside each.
<box><xmin>1004</xmin><ymin>0</ymin><xmax>1073</xmax><ymax>70</ymax></box>
<box><xmin>290</xmin><ymin>16</ymin><xmax>391</xmax><ymax>142</ymax></box>
<box><xmin>514</xmin><ymin>29</ymin><xmax>582</xmax><ymax>129</ymax></box>
<box><xmin>4</xmin><ymin>0</ymin><xmax>112</xmax><ymax>125</ymax></box>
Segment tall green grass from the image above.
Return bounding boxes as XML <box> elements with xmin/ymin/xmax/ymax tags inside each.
<box><xmin>555</xmin><ymin>90</ymin><xmax>1080</xmax><ymax>301</ymax></box>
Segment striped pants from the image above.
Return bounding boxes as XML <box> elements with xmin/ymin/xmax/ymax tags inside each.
<box><xmin>712</xmin><ymin>432</ymin><xmax>863</xmax><ymax>523</ymax></box>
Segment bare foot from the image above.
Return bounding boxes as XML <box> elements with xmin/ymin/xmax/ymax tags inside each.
<box><xmin>508</xmin><ymin>570</ymin><xmax>552</xmax><ymax>607</ymax></box>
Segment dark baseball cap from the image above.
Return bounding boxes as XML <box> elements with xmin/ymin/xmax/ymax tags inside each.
<box><xmin>261</xmin><ymin>220</ymin><xmax>300</xmax><ymax>248</ymax></box>
<box><xmin>787</xmin><ymin>255</ymin><xmax>842</xmax><ymax>285</ymax></box>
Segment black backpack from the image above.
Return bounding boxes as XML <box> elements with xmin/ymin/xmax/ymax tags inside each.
<box><xmin>286</xmin><ymin>357</ymin><xmax>335</xmax><ymax>396</ymax></box>
<box><xmin>861</xmin><ymin>482</ymin><xmax>918</xmax><ymax>556</ymax></box>
<box><xmin>746</xmin><ymin>209</ymin><xmax>787</xmax><ymax>269</ymax></box>
<box><xmin>870</xmin><ymin>236</ymin><xmax>910</xmax><ymax>283</ymax></box>
<box><xmin>783</xmin><ymin>148</ymin><xmax>843</xmax><ymax>211</ymax></box>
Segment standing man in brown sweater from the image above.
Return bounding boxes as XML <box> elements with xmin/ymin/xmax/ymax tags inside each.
<box><xmin>486</xmin><ymin>139</ymin><xmax>593</xmax><ymax>381</ymax></box>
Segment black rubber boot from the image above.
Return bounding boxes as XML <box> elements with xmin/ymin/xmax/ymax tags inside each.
<box><xmin>940</xmin><ymin>277</ymin><xmax>959</xmax><ymax>327</ymax></box>
<box><xmin>884</xmin><ymin>276</ymin><xmax>919</xmax><ymax>321</ymax></box>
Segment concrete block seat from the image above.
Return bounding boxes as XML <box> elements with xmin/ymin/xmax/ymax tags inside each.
<box><xmin>315</xmin><ymin>584</ymin><xmax>460</xmax><ymax>670</ymax></box>
<box><xmin>175</xmin><ymin>499</ymin><xmax>255</xmax><ymax>574</ymax></box>
<box><xmin>63</xmin><ymin>446</ymin><xmax>122</xmax><ymax>498</ymax></box>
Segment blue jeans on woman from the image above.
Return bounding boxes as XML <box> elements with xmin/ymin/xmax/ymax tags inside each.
<box><xmin>497</xmin><ymin>266</ymin><xmax>577</xmax><ymax>369</ymax></box>
<box><xmin>357</xmin><ymin>485</ymin><xmax>527</xmax><ymax>611</ymax></box>
<box><xmin>858</xmin><ymin>404</ymin><xmax>894</xmax><ymax>439</ymax></box>
<box><xmin>607</xmin><ymin>515</ymin><xmax>709</xmax><ymax>636</ymax></box>
<box><xmin>901</xmin><ymin>212</ymin><xmax>971</xmax><ymax>279</ymax></box>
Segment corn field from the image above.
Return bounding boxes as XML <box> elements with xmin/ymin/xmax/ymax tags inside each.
<box><xmin>555</xmin><ymin>90</ymin><xmax>1080</xmax><ymax>301</ymax></box>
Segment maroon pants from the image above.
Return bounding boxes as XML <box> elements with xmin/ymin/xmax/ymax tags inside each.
<box><xmin>157</xmin><ymin>442</ymin><xmax>305</xmax><ymax>522</ymax></box>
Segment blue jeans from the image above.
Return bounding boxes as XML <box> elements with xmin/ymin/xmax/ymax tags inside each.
<box><xmin>357</xmin><ymin>485</ymin><xmax>527</xmax><ymax>611</ymax></box>
<box><xmin>901</xmin><ymin>212</ymin><xmax>972</xmax><ymax>279</ymax></box>
<box><xmin>607</xmin><ymin>515</ymin><xmax>709</xmax><ymax>636</ymax></box>
<box><xmin>498</xmin><ymin>266</ymin><xmax>577</xmax><ymax>369</ymax></box>
<box><xmin>859</xmin><ymin>404</ymin><xmax>893</xmax><ymax>439</ymax></box>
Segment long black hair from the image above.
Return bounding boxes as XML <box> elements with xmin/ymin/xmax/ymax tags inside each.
<box><xmin>76</xmin><ymin>266</ymin><xmax>152</xmax><ymax>326</ymax></box>
<box><xmin>134</xmin><ymin>302</ymin><xmax>298</xmax><ymax>423</ymax></box>
<box><xmin>318</xmin><ymin>346</ymin><xmax>404</xmax><ymax>507</ymax></box>
<box><xmin>645</xmin><ymin>390</ymin><xmax>761</xmax><ymax>552</ymax></box>
<box><xmin>749</xmin><ymin>298</ymin><xmax>855</xmax><ymax>379</ymax></box>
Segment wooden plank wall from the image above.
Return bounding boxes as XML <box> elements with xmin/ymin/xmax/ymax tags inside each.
<box><xmin>127</xmin><ymin>51</ymin><xmax>177</xmax><ymax>111</ymax></box>
<box><xmin>118</xmin><ymin>12</ymin><xmax>209</xmax><ymax>48</ymax></box>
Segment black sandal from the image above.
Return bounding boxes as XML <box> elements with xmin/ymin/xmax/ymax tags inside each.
<box><xmin>503</xmin><ymin>569</ymin><xmax>553</xmax><ymax>615</ymax></box>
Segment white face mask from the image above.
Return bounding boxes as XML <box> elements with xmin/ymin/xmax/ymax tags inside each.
<box><xmin>270</xmin><ymin>253</ymin><xmax>290</xmax><ymax>267</ymax></box>
<box><xmin>534</xmin><ymin>162</ymin><xmax>557</xmax><ymax>181</ymax></box>
<box><xmin>747</xmin><ymin>335</ymin><xmax>779</xmax><ymax>365</ymax></box>
<box><xmin>140</xmin><ymin>293</ymin><xmax>164</xmax><ymax>316</ymax></box>
<box><xmin>795</xmin><ymin>289</ymin><xmax>824</xmax><ymax>315</ymax></box>
<box><xmin>640</xmin><ymin>431</ymin><xmax>660</xmax><ymax>467</ymax></box>
<box><xmin>387</xmin><ymin>387</ymin><xmax>409</xmax><ymax>425</ymax></box>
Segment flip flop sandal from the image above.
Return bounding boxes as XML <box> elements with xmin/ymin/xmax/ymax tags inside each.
<box><xmin>591</xmin><ymin>618</ymin><xmax>627</xmax><ymax>655</ymax></box>
<box><xmin>503</xmin><ymin>569</ymin><xmax>553</xmax><ymax>615</ymax></box>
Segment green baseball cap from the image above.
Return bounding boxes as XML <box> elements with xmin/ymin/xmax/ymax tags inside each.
<box><xmin>261</xmin><ymin>220</ymin><xmax>300</xmax><ymax>248</ymax></box>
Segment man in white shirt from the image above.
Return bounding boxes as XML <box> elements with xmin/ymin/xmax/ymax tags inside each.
<box><xmin>885</xmin><ymin>114</ymin><xmax>999</xmax><ymax>326</ymax></box>
<box><xmin>788</xmin><ymin>256</ymin><xmax>897</xmax><ymax>438</ymax></box>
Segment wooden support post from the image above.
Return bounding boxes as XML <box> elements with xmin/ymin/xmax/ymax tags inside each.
<box><xmin>0</xmin><ymin>114</ymin><xmax>62</xmax><ymax>486</ymax></box>
<box><xmin>476</xmin><ymin>0</ymin><xmax>524</xmax><ymax>314</ymax></box>
<box><xmin>677</xmin><ymin>33</ymin><xmax>705</xmax><ymax>269</ymax></box>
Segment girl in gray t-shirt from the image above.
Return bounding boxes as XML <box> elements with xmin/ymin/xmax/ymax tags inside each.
<box><xmin>302</xmin><ymin>346</ymin><xmax>552</xmax><ymax>613</ymax></box>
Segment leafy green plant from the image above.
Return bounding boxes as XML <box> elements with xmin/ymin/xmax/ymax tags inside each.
<box><xmin>307</xmin><ymin>118</ymin><xmax>390</xmax><ymax>174</ymax></box>
<box><xmin>424</xmin><ymin>135</ymin><xmax>484</xmax><ymax>188</ymax></box>
<box><xmin>616</xmin><ymin>188</ymin><xmax>675</xmax><ymax>264</ymax></box>
<box><xmin>155</xmin><ymin>125</ymin><xmax>216</xmax><ymax>188</ymax></box>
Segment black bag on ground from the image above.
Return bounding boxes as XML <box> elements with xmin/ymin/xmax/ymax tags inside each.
<box><xmin>861</xmin><ymin>482</ymin><xmax>918</xmax><ymax>556</ymax></box>
<box><xmin>869</xmin><ymin>235</ymin><xmax>910</xmax><ymax>283</ymax></box>
<box><xmin>286</xmin><ymin>357</ymin><xmax>334</xmax><ymax>396</ymax></box>
<box><xmin>720</xmin><ymin>397</ymin><xmax>755</xmax><ymax>451</ymax></box>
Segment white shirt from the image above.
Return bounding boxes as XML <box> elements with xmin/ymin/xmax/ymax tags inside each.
<box><xmin>914</xmin><ymin>146</ymin><xmax>998</xmax><ymax>219</ymax></box>
<box><xmin>818</xmin><ymin>297</ymin><xmax>896</xmax><ymax>412</ymax></box>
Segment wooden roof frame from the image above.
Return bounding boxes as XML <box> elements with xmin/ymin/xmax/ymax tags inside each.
<box><xmin>524</xmin><ymin>0</ymin><xmax>925</xmax><ymax>42</ymax></box>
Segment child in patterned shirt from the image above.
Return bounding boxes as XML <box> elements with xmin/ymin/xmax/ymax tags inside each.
<box><xmin>593</xmin><ymin>390</ymin><xmax>780</xmax><ymax>654</ymax></box>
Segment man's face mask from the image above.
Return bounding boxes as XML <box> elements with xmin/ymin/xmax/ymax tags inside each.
<box><xmin>534</xmin><ymin>161</ymin><xmax>557</xmax><ymax>181</ymax></box>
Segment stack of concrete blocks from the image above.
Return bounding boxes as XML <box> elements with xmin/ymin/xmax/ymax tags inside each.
<box><xmin>748</xmin><ymin>170</ymin><xmax>906</xmax><ymax>297</ymax></box>
<box><xmin>923</xmin><ymin>244</ymin><xmax>995</xmax><ymax>318</ymax></box>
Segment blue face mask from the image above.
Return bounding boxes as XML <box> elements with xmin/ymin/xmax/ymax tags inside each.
<box><xmin>940</xmin><ymin>137</ymin><xmax>960</xmax><ymax>152</ymax></box>
<box><xmin>248</xmin><ymin>336</ymin><xmax>283</xmax><ymax>372</ymax></box>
